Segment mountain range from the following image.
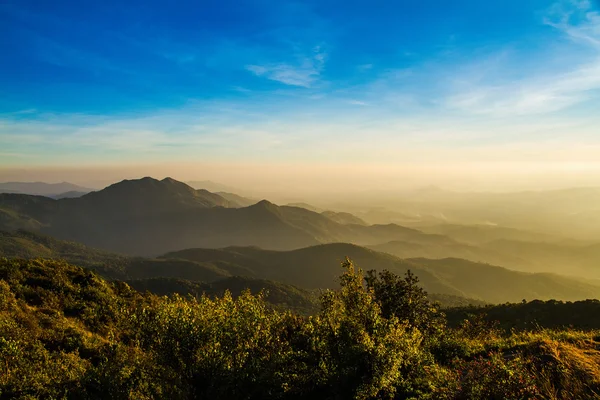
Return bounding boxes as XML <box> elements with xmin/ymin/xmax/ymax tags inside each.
<box><xmin>2</xmin><ymin>229</ymin><xmax>598</xmax><ymax>303</ymax></box>
<box><xmin>344</xmin><ymin>186</ymin><xmax>600</xmax><ymax>241</ymax></box>
<box><xmin>2</xmin><ymin>176</ymin><xmax>600</xmax><ymax>281</ymax></box>
<box><xmin>0</xmin><ymin>181</ymin><xmax>93</xmax><ymax>197</ymax></box>
<box><xmin>0</xmin><ymin>177</ymin><xmax>453</xmax><ymax>256</ymax></box>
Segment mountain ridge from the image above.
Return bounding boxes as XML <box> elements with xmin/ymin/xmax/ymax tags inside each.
<box><xmin>0</xmin><ymin>177</ymin><xmax>448</xmax><ymax>255</ymax></box>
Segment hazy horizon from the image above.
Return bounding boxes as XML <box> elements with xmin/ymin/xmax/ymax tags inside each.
<box><xmin>2</xmin><ymin>0</ymin><xmax>600</xmax><ymax>196</ymax></box>
<box><xmin>2</xmin><ymin>163</ymin><xmax>600</xmax><ymax>200</ymax></box>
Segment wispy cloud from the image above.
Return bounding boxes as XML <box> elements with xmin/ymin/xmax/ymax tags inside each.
<box><xmin>246</xmin><ymin>46</ymin><xmax>326</xmax><ymax>87</ymax></box>
<box><xmin>446</xmin><ymin>60</ymin><xmax>600</xmax><ymax>115</ymax></box>
<box><xmin>347</xmin><ymin>100</ymin><xmax>368</xmax><ymax>106</ymax></box>
<box><xmin>443</xmin><ymin>0</ymin><xmax>600</xmax><ymax>116</ymax></box>
<box><xmin>2</xmin><ymin>99</ymin><xmax>600</xmax><ymax>169</ymax></box>
<box><xmin>545</xmin><ymin>0</ymin><xmax>600</xmax><ymax>47</ymax></box>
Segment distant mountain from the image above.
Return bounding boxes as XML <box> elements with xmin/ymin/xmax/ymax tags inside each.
<box><xmin>0</xmin><ymin>181</ymin><xmax>92</xmax><ymax>196</ymax></box>
<box><xmin>3</xmin><ymin>229</ymin><xmax>598</xmax><ymax>304</ymax></box>
<box><xmin>357</xmin><ymin>207</ymin><xmax>445</xmax><ymax>225</ymax></box>
<box><xmin>418</xmin><ymin>223</ymin><xmax>565</xmax><ymax>245</ymax></box>
<box><xmin>79</xmin><ymin>177</ymin><xmax>236</xmax><ymax>210</ymax></box>
<box><xmin>480</xmin><ymin>239</ymin><xmax>600</xmax><ymax>277</ymax></box>
<box><xmin>369</xmin><ymin>227</ymin><xmax>600</xmax><ymax>279</ymax></box>
<box><xmin>0</xmin><ymin>177</ymin><xmax>456</xmax><ymax>256</ymax></box>
<box><xmin>355</xmin><ymin>187</ymin><xmax>600</xmax><ymax>240</ymax></box>
<box><xmin>51</xmin><ymin>191</ymin><xmax>88</xmax><ymax>199</ymax></box>
<box><xmin>216</xmin><ymin>192</ymin><xmax>258</xmax><ymax>207</ymax></box>
<box><xmin>186</xmin><ymin>180</ymin><xmax>240</xmax><ymax>193</ymax></box>
<box><xmin>164</xmin><ymin>243</ymin><xmax>600</xmax><ymax>303</ymax></box>
<box><xmin>4</xmin><ymin>177</ymin><xmax>600</xmax><ymax>280</ymax></box>
<box><xmin>368</xmin><ymin>239</ymin><xmax>532</xmax><ymax>275</ymax></box>
<box><xmin>285</xmin><ymin>202</ymin><xmax>324</xmax><ymax>213</ymax></box>
<box><xmin>321</xmin><ymin>210</ymin><xmax>367</xmax><ymax>225</ymax></box>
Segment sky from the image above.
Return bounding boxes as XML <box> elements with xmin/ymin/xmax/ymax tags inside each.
<box><xmin>1</xmin><ymin>0</ymin><xmax>600</xmax><ymax>194</ymax></box>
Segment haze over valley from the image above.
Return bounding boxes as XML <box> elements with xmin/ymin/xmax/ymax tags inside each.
<box><xmin>3</xmin><ymin>176</ymin><xmax>600</xmax><ymax>293</ymax></box>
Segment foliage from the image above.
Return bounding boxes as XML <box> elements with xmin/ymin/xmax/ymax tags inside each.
<box><xmin>2</xmin><ymin>257</ymin><xmax>600</xmax><ymax>399</ymax></box>
<box><xmin>446</xmin><ymin>299</ymin><xmax>600</xmax><ymax>331</ymax></box>
<box><xmin>437</xmin><ymin>352</ymin><xmax>541</xmax><ymax>399</ymax></box>
<box><xmin>365</xmin><ymin>269</ymin><xmax>445</xmax><ymax>334</ymax></box>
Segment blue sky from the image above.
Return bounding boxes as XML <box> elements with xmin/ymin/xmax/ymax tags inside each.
<box><xmin>1</xmin><ymin>0</ymin><xmax>600</xmax><ymax>189</ymax></box>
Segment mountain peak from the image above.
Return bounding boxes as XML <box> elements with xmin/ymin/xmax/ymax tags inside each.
<box><xmin>161</xmin><ymin>177</ymin><xmax>179</xmax><ymax>184</ymax></box>
<box><xmin>102</xmin><ymin>177</ymin><xmax>192</xmax><ymax>192</ymax></box>
<box><xmin>81</xmin><ymin>177</ymin><xmax>232</xmax><ymax>210</ymax></box>
<box><xmin>247</xmin><ymin>199</ymin><xmax>283</xmax><ymax>218</ymax></box>
<box><xmin>256</xmin><ymin>199</ymin><xmax>275</xmax><ymax>207</ymax></box>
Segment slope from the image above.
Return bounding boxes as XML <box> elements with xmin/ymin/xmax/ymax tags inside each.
<box><xmin>0</xmin><ymin>231</ymin><xmax>317</xmax><ymax>311</ymax></box>
<box><xmin>0</xmin><ymin>178</ymin><xmax>321</xmax><ymax>255</ymax></box>
<box><xmin>164</xmin><ymin>243</ymin><xmax>600</xmax><ymax>302</ymax></box>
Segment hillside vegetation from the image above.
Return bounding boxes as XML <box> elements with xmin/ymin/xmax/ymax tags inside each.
<box><xmin>446</xmin><ymin>299</ymin><xmax>600</xmax><ymax>331</ymax></box>
<box><xmin>2</xmin><ymin>257</ymin><xmax>600</xmax><ymax>399</ymax></box>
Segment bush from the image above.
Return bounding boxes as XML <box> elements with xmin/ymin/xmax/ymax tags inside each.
<box><xmin>365</xmin><ymin>269</ymin><xmax>445</xmax><ymax>335</ymax></box>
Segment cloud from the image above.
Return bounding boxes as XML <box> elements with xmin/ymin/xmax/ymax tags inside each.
<box><xmin>347</xmin><ymin>100</ymin><xmax>368</xmax><ymax>106</ymax></box>
<box><xmin>245</xmin><ymin>47</ymin><xmax>326</xmax><ymax>87</ymax></box>
<box><xmin>446</xmin><ymin>60</ymin><xmax>600</xmax><ymax>115</ymax></box>
<box><xmin>444</xmin><ymin>0</ymin><xmax>600</xmax><ymax>116</ymax></box>
<box><xmin>544</xmin><ymin>0</ymin><xmax>600</xmax><ymax>47</ymax></box>
<box><xmin>2</xmin><ymin>98</ymin><xmax>599</xmax><ymax>169</ymax></box>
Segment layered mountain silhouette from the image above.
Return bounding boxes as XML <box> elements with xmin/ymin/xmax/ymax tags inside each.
<box><xmin>0</xmin><ymin>181</ymin><xmax>92</xmax><ymax>196</ymax></box>
<box><xmin>2</xmin><ymin>229</ymin><xmax>598</xmax><ymax>303</ymax></box>
<box><xmin>321</xmin><ymin>210</ymin><xmax>367</xmax><ymax>225</ymax></box>
<box><xmin>4</xmin><ymin>177</ymin><xmax>600</xmax><ymax>282</ymax></box>
<box><xmin>0</xmin><ymin>177</ymin><xmax>451</xmax><ymax>255</ymax></box>
<box><xmin>164</xmin><ymin>244</ymin><xmax>600</xmax><ymax>302</ymax></box>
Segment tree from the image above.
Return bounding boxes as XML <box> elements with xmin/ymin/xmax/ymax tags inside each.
<box><xmin>365</xmin><ymin>269</ymin><xmax>444</xmax><ymax>335</ymax></box>
<box><xmin>304</xmin><ymin>259</ymin><xmax>427</xmax><ymax>399</ymax></box>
